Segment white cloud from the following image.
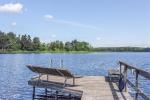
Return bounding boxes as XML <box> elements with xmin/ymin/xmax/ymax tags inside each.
<box><xmin>11</xmin><ymin>22</ymin><xmax>17</xmax><ymax>26</ymax></box>
<box><xmin>44</xmin><ymin>14</ymin><xmax>54</xmax><ymax>20</ymax></box>
<box><xmin>0</xmin><ymin>3</ymin><xmax>23</xmax><ymax>13</ymax></box>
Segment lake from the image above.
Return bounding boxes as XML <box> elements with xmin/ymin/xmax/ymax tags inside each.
<box><xmin>0</xmin><ymin>52</ymin><xmax>150</xmax><ymax>100</ymax></box>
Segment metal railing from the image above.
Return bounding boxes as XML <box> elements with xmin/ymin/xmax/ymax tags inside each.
<box><xmin>119</xmin><ymin>61</ymin><xmax>150</xmax><ymax>100</ymax></box>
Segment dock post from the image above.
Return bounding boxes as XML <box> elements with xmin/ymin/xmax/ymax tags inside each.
<box><xmin>69</xmin><ymin>94</ymin><xmax>71</xmax><ymax>99</ymax></box>
<box><xmin>45</xmin><ymin>88</ymin><xmax>47</xmax><ymax>96</ymax></box>
<box><xmin>120</xmin><ymin>63</ymin><xmax>122</xmax><ymax>78</ymax></box>
<box><xmin>50</xmin><ymin>59</ymin><xmax>53</xmax><ymax>67</ymax></box>
<box><xmin>124</xmin><ymin>65</ymin><xmax>128</xmax><ymax>92</ymax></box>
<box><xmin>73</xmin><ymin>77</ymin><xmax>75</xmax><ymax>85</ymax></box>
<box><xmin>135</xmin><ymin>70</ymin><xmax>139</xmax><ymax>100</ymax></box>
<box><xmin>60</xmin><ymin>59</ymin><xmax>63</xmax><ymax>68</ymax></box>
<box><xmin>55</xmin><ymin>91</ymin><xmax>58</xmax><ymax>100</ymax></box>
<box><xmin>32</xmin><ymin>86</ymin><xmax>35</xmax><ymax>100</ymax></box>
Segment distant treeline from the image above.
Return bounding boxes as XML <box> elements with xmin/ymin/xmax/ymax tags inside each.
<box><xmin>93</xmin><ymin>47</ymin><xmax>150</xmax><ymax>52</ymax></box>
<box><xmin>0</xmin><ymin>31</ymin><xmax>91</xmax><ymax>52</ymax></box>
<box><xmin>0</xmin><ymin>31</ymin><xmax>150</xmax><ymax>53</ymax></box>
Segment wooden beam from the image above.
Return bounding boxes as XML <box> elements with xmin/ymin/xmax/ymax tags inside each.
<box><xmin>119</xmin><ymin>61</ymin><xmax>150</xmax><ymax>80</ymax></box>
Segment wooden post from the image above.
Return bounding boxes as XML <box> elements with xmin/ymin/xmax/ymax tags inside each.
<box><xmin>69</xmin><ymin>94</ymin><xmax>71</xmax><ymax>99</ymax></box>
<box><xmin>55</xmin><ymin>91</ymin><xmax>58</xmax><ymax>100</ymax></box>
<box><xmin>47</xmin><ymin>74</ymin><xmax>49</xmax><ymax>81</ymax></box>
<box><xmin>120</xmin><ymin>63</ymin><xmax>122</xmax><ymax>78</ymax></box>
<box><xmin>124</xmin><ymin>65</ymin><xmax>128</xmax><ymax>92</ymax></box>
<box><xmin>32</xmin><ymin>86</ymin><xmax>35</xmax><ymax>100</ymax></box>
<box><xmin>45</xmin><ymin>88</ymin><xmax>47</xmax><ymax>96</ymax></box>
<box><xmin>73</xmin><ymin>77</ymin><xmax>75</xmax><ymax>85</ymax></box>
<box><xmin>50</xmin><ymin>59</ymin><xmax>53</xmax><ymax>67</ymax></box>
<box><xmin>60</xmin><ymin>59</ymin><xmax>63</xmax><ymax>68</ymax></box>
<box><xmin>135</xmin><ymin>70</ymin><xmax>139</xmax><ymax>100</ymax></box>
<box><xmin>48</xmin><ymin>59</ymin><xmax>53</xmax><ymax>81</ymax></box>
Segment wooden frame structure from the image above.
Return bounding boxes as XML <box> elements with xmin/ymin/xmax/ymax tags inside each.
<box><xmin>26</xmin><ymin>65</ymin><xmax>82</xmax><ymax>100</ymax></box>
<box><xmin>119</xmin><ymin>61</ymin><xmax>150</xmax><ymax>100</ymax></box>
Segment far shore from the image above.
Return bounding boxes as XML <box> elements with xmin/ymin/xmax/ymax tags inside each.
<box><xmin>0</xmin><ymin>50</ymin><xmax>92</xmax><ymax>54</ymax></box>
<box><xmin>0</xmin><ymin>50</ymin><xmax>149</xmax><ymax>54</ymax></box>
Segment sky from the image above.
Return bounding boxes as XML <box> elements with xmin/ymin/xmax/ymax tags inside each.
<box><xmin>0</xmin><ymin>0</ymin><xmax>150</xmax><ymax>47</ymax></box>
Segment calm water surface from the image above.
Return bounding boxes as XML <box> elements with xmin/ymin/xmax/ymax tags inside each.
<box><xmin>0</xmin><ymin>52</ymin><xmax>150</xmax><ymax>100</ymax></box>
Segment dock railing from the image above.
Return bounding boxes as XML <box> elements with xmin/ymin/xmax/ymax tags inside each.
<box><xmin>119</xmin><ymin>61</ymin><xmax>150</xmax><ymax>100</ymax></box>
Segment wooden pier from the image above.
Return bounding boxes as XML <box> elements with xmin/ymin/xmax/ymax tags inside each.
<box><xmin>29</xmin><ymin>75</ymin><xmax>133</xmax><ymax>100</ymax></box>
<box><xmin>27</xmin><ymin>61</ymin><xmax>150</xmax><ymax>100</ymax></box>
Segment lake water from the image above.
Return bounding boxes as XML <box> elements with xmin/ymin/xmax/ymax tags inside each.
<box><xmin>0</xmin><ymin>52</ymin><xmax>150</xmax><ymax>100</ymax></box>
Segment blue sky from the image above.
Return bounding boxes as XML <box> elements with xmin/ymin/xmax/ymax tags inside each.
<box><xmin>0</xmin><ymin>0</ymin><xmax>150</xmax><ymax>47</ymax></box>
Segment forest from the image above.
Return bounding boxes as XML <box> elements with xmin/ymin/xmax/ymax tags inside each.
<box><xmin>0</xmin><ymin>31</ymin><xmax>150</xmax><ymax>53</ymax></box>
<box><xmin>0</xmin><ymin>31</ymin><xmax>91</xmax><ymax>52</ymax></box>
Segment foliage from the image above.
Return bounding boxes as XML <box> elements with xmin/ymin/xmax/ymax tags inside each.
<box><xmin>0</xmin><ymin>31</ymin><xmax>91</xmax><ymax>52</ymax></box>
<box><xmin>33</xmin><ymin>37</ymin><xmax>40</xmax><ymax>50</ymax></box>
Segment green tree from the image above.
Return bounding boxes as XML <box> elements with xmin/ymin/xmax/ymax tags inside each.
<box><xmin>39</xmin><ymin>43</ymin><xmax>48</xmax><ymax>51</ymax></box>
<box><xmin>20</xmin><ymin>35</ymin><xmax>33</xmax><ymax>51</ymax></box>
<box><xmin>7</xmin><ymin>32</ymin><xmax>18</xmax><ymax>50</ymax></box>
<box><xmin>33</xmin><ymin>37</ymin><xmax>40</xmax><ymax>50</ymax></box>
<box><xmin>65</xmin><ymin>42</ymin><xmax>72</xmax><ymax>51</ymax></box>
<box><xmin>48</xmin><ymin>40</ymin><xmax>64</xmax><ymax>51</ymax></box>
<box><xmin>0</xmin><ymin>32</ymin><xmax>11</xmax><ymax>51</ymax></box>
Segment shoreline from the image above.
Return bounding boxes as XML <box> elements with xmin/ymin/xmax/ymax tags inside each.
<box><xmin>0</xmin><ymin>50</ymin><xmax>149</xmax><ymax>54</ymax></box>
<box><xmin>0</xmin><ymin>51</ymin><xmax>92</xmax><ymax>54</ymax></box>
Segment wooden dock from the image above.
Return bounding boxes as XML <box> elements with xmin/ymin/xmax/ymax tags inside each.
<box><xmin>29</xmin><ymin>75</ymin><xmax>133</xmax><ymax>100</ymax></box>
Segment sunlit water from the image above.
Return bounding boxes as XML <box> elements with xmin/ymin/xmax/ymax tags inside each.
<box><xmin>0</xmin><ymin>52</ymin><xmax>150</xmax><ymax>100</ymax></box>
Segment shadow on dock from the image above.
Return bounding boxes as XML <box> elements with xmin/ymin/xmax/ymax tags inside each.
<box><xmin>105</xmin><ymin>77</ymin><xmax>130</xmax><ymax>100</ymax></box>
